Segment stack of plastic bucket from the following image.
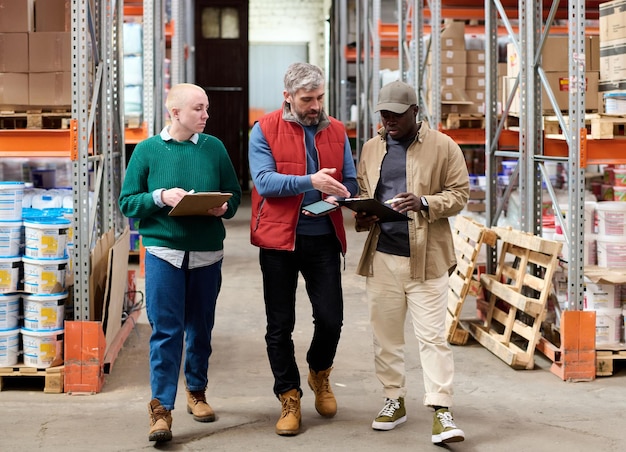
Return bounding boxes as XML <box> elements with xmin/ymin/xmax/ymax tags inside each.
<box><xmin>0</xmin><ymin>182</ymin><xmax>24</xmax><ymax>366</ymax></box>
<box><xmin>20</xmin><ymin>215</ymin><xmax>69</xmax><ymax>368</ymax></box>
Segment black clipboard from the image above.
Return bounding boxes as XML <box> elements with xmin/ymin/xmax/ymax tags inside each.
<box><xmin>338</xmin><ymin>198</ymin><xmax>412</xmax><ymax>222</ymax></box>
<box><xmin>168</xmin><ymin>192</ymin><xmax>232</xmax><ymax>216</ymax></box>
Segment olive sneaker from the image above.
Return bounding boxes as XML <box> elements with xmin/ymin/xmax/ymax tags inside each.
<box><xmin>432</xmin><ymin>408</ymin><xmax>465</xmax><ymax>444</ymax></box>
<box><xmin>371</xmin><ymin>397</ymin><xmax>407</xmax><ymax>431</ymax></box>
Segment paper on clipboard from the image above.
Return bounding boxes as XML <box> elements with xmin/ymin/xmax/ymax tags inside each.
<box><xmin>338</xmin><ymin>198</ymin><xmax>412</xmax><ymax>222</ymax></box>
<box><xmin>168</xmin><ymin>192</ymin><xmax>232</xmax><ymax>216</ymax></box>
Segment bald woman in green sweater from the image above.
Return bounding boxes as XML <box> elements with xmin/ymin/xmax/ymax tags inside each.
<box><xmin>119</xmin><ymin>83</ymin><xmax>242</xmax><ymax>443</ymax></box>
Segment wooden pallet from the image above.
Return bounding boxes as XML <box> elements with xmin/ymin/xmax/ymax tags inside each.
<box><xmin>447</xmin><ymin>216</ymin><xmax>497</xmax><ymax>345</ymax></box>
<box><xmin>445</xmin><ymin>113</ymin><xmax>485</xmax><ymax>130</ymax></box>
<box><xmin>0</xmin><ymin>364</ymin><xmax>64</xmax><ymax>393</ymax></box>
<box><xmin>590</xmin><ymin>114</ymin><xmax>626</xmax><ymax>139</ymax></box>
<box><xmin>596</xmin><ymin>345</ymin><xmax>626</xmax><ymax>377</ymax></box>
<box><xmin>467</xmin><ymin>227</ymin><xmax>562</xmax><ymax>369</ymax></box>
<box><xmin>0</xmin><ymin>108</ymin><xmax>72</xmax><ymax>129</ymax></box>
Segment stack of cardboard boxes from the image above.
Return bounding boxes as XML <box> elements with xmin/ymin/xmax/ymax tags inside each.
<box><xmin>599</xmin><ymin>0</ymin><xmax>626</xmax><ymax>114</ymax></box>
<box><xmin>504</xmin><ymin>35</ymin><xmax>600</xmax><ymax>115</ymax></box>
<box><xmin>427</xmin><ymin>21</ymin><xmax>505</xmax><ymax>119</ymax></box>
<box><xmin>0</xmin><ymin>0</ymin><xmax>71</xmax><ymax>107</ymax></box>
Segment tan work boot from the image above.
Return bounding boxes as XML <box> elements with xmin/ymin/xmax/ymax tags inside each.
<box><xmin>148</xmin><ymin>398</ymin><xmax>172</xmax><ymax>442</ymax></box>
<box><xmin>186</xmin><ymin>388</ymin><xmax>216</xmax><ymax>422</ymax></box>
<box><xmin>308</xmin><ymin>367</ymin><xmax>337</xmax><ymax>418</ymax></box>
<box><xmin>275</xmin><ymin>389</ymin><xmax>301</xmax><ymax>436</ymax></box>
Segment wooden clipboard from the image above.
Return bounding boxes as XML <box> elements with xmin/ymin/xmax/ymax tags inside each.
<box><xmin>168</xmin><ymin>192</ymin><xmax>232</xmax><ymax>216</ymax></box>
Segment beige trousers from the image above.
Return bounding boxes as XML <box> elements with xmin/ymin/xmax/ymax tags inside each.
<box><xmin>367</xmin><ymin>251</ymin><xmax>455</xmax><ymax>408</ymax></box>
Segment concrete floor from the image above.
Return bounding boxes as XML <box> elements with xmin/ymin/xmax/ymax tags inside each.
<box><xmin>1</xmin><ymin>195</ymin><xmax>625</xmax><ymax>451</ymax></box>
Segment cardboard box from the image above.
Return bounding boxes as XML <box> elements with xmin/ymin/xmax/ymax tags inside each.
<box><xmin>427</xmin><ymin>49</ymin><xmax>466</xmax><ymax>64</ymax></box>
<box><xmin>505</xmin><ymin>71</ymin><xmax>600</xmax><ymax>114</ymax></box>
<box><xmin>600</xmin><ymin>0</ymin><xmax>626</xmax><ymax>43</ymax></box>
<box><xmin>28</xmin><ymin>32</ymin><xmax>70</xmax><ymax>72</ymax></box>
<box><xmin>467</xmin><ymin>63</ymin><xmax>486</xmax><ymax>77</ymax></box>
<box><xmin>0</xmin><ymin>33</ymin><xmax>28</xmax><ymax>72</ymax></box>
<box><xmin>589</xmin><ymin>35</ymin><xmax>601</xmax><ymax>72</ymax></box>
<box><xmin>466</xmin><ymin>76</ymin><xmax>486</xmax><ymax>91</ymax></box>
<box><xmin>441</xmin><ymin>63</ymin><xmax>467</xmax><ymax>78</ymax></box>
<box><xmin>29</xmin><ymin>72</ymin><xmax>71</xmax><ymax>105</ymax></box>
<box><xmin>466</xmin><ymin>89</ymin><xmax>485</xmax><ymax>104</ymax></box>
<box><xmin>0</xmin><ymin>0</ymin><xmax>34</xmax><ymax>32</ymax></box>
<box><xmin>35</xmin><ymin>0</ymin><xmax>70</xmax><ymax>32</ymax></box>
<box><xmin>507</xmin><ymin>36</ymin><xmax>596</xmax><ymax>77</ymax></box>
<box><xmin>441</xmin><ymin>89</ymin><xmax>471</xmax><ymax>104</ymax></box>
<box><xmin>0</xmin><ymin>73</ymin><xmax>29</xmax><ymax>104</ymax></box>
<box><xmin>440</xmin><ymin>20</ymin><xmax>465</xmax><ymax>50</ymax></box>
<box><xmin>600</xmin><ymin>39</ymin><xmax>626</xmax><ymax>81</ymax></box>
<box><xmin>441</xmin><ymin>103</ymin><xmax>482</xmax><ymax>115</ymax></box>
<box><xmin>467</xmin><ymin>50</ymin><xmax>486</xmax><ymax>64</ymax></box>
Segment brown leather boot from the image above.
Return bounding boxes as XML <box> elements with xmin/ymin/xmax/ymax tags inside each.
<box><xmin>275</xmin><ymin>389</ymin><xmax>301</xmax><ymax>436</ymax></box>
<box><xmin>186</xmin><ymin>388</ymin><xmax>216</xmax><ymax>422</ymax></box>
<box><xmin>308</xmin><ymin>367</ymin><xmax>337</xmax><ymax>418</ymax></box>
<box><xmin>148</xmin><ymin>398</ymin><xmax>172</xmax><ymax>442</ymax></box>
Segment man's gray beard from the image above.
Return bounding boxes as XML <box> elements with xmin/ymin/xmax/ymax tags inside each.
<box><xmin>297</xmin><ymin>111</ymin><xmax>321</xmax><ymax>126</ymax></box>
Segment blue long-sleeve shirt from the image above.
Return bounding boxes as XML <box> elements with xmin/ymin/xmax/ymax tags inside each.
<box><xmin>249</xmin><ymin>119</ymin><xmax>358</xmax><ymax>236</ymax></box>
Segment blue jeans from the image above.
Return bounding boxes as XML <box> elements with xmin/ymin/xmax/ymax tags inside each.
<box><xmin>145</xmin><ymin>251</ymin><xmax>222</xmax><ymax>410</ymax></box>
<box><xmin>259</xmin><ymin>234</ymin><xmax>344</xmax><ymax>397</ymax></box>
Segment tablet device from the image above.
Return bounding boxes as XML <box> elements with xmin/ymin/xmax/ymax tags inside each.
<box><xmin>338</xmin><ymin>198</ymin><xmax>412</xmax><ymax>222</ymax></box>
<box><xmin>302</xmin><ymin>200</ymin><xmax>339</xmax><ymax>215</ymax></box>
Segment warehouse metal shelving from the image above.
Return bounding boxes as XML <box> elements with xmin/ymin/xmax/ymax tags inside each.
<box><xmin>353</xmin><ymin>0</ymin><xmax>621</xmax><ymax>380</ymax></box>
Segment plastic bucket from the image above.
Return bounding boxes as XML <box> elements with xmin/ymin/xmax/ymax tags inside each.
<box><xmin>22</xmin><ymin>256</ymin><xmax>68</xmax><ymax>294</ymax></box>
<box><xmin>596</xmin><ymin>201</ymin><xmax>626</xmax><ymax>236</ymax></box>
<box><xmin>0</xmin><ymin>328</ymin><xmax>20</xmax><ymax>366</ymax></box>
<box><xmin>0</xmin><ymin>294</ymin><xmax>20</xmax><ymax>330</ymax></box>
<box><xmin>20</xmin><ymin>328</ymin><xmax>64</xmax><ymax>368</ymax></box>
<box><xmin>596</xmin><ymin>235</ymin><xmax>626</xmax><ymax>268</ymax></box>
<box><xmin>0</xmin><ymin>256</ymin><xmax>21</xmax><ymax>293</ymax></box>
<box><xmin>24</xmin><ymin>218</ymin><xmax>71</xmax><ymax>258</ymax></box>
<box><xmin>0</xmin><ymin>182</ymin><xmax>25</xmax><ymax>221</ymax></box>
<box><xmin>0</xmin><ymin>220</ymin><xmax>23</xmax><ymax>257</ymax></box>
<box><xmin>557</xmin><ymin>201</ymin><xmax>596</xmax><ymax>234</ymax></box>
<box><xmin>595</xmin><ymin>309</ymin><xmax>622</xmax><ymax>345</ymax></box>
<box><xmin>22</xmin><ymin>292</ymin><xmax>67</xmax><ymax>330</ymax></box>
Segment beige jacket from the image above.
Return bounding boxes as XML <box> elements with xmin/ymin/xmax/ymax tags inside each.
<box><xmin>355</xmin><ymin>121</ymin><xmax>469</xmax><ymax>281</ymax></box>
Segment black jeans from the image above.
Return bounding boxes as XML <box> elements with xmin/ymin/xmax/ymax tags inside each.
<box><xmin>259</xmin><ymin>234</ymin><xmax>344</xmax><ymax>397</ymax></box>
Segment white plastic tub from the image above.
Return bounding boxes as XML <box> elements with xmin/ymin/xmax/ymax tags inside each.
<box><xmin>21</xmin><ymin>328</ymin><xmax>64</xmax><ymax>368</ymax></box>
<box><xmin>22</xmin><ymin>292</ymin><xmax>67</xmax><ymax>330</ymax></box>
<box><xmin>22</xmin><ymin>256</ymin><xmax>68</xmax><ymax>294</ymax></box>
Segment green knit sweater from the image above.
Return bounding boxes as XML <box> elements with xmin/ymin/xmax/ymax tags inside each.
<box><xmin>118</xmin><ymin>133</ymin><xmax>242</xmax><ymax>251</ymax></box>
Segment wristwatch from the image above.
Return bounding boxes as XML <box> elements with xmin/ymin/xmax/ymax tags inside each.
<box><xmin>420</xmin><ymin>196</ymin><xmax>429</xmax><ymax>211</ymax></box>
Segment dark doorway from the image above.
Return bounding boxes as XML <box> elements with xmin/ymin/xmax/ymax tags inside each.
<box><xmin>194</xmin><ymin>0</ymin><xmax>249</xmax><ymax>189</ymax></box>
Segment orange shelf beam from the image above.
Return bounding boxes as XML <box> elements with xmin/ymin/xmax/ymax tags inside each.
<box><xmin>0</xmin><ymin>129</ymin><xmax>73</xmax><ymax>157</ymax></box>
<box><xmin>125</xmin><ymin>123</ymin><xmax>148</xmax><ymax>144</ymax></box>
